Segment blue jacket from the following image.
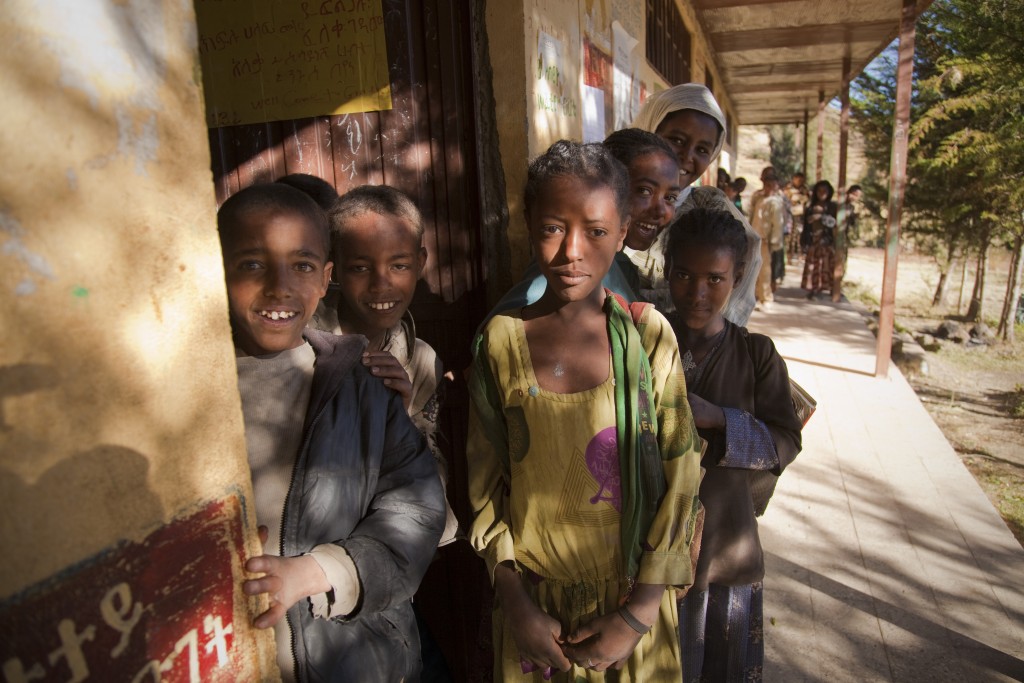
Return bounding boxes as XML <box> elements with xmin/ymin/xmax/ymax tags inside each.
<box><xmin>284</xmin><ymin>329</ymin><xmax>445</xmax><ymax>682</ymax></box>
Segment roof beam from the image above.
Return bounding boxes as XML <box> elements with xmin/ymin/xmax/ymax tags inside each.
<box><xmin>711</xmin><ymin>21</ymin><xmax>894</xmax><ymax>52</ymax></box>
<box><xmin>726</xmin><ymin>60</ymin><xmax>845</xmax><ymax>79</ymax></box>
<box><xmin>693</xmin><ymin>0</ymin><xmax>806</xmax><ymax>7</ymax></box>
<box><xmin>728</xmin><ymin>82</ymin><xmax>836</xmax><ymax>94</ymax></box>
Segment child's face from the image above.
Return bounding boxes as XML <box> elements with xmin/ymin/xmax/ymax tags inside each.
<box><xmin>654</xmin><ymin>110</ymin><xmax>721</xmax><ymax>188</ymax></box>
<box><xmin>668</xmin><ymin>243</ymin><xmax>737</xmax><ymax>333</ymax></box>
<box><xmin>529</xmin><ymin>176</ymin><xmax>626</xmax><ymax>306</ymax></box>
<box><xmin>332</xmin><ymin>212</ymin><xmax>425</xmax><ymax>341</ymax></box>
<box><xmin>222</xmin><ymin>209</ymin><xmax>332</xmax><ymax>356</ymax></box>
<box><xmin>624</xmin><ymin>151</ymin><xmax>681</xmax><ymax>252</ymax></box>
<box><xmin>815</xmin><ymin>185</ymin><xmax>829</xmax><ymax>201</ymax></box>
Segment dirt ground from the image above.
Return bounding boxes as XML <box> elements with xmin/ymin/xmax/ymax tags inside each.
<box><xmin>841</xmin><ymin>247</ymin><xmax>1024</xmax><ymax>544</ymax></box>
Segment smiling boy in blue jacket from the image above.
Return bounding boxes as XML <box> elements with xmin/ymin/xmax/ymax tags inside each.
<box><xmin>218</xmin><ymin>183</ymin><xmax>445</xmax><ymax>682</ymax></box>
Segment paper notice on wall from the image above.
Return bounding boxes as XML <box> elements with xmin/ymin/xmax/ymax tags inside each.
<box><xmin>536</xmin><ymin>30</ymin><xmax>578</xmax><ymax>119</ymax></box>
<box><xmin>612</xmin><ymin>20</ymin><xmax>639</xmax><ymax>130</ymax></box>
<box><xmin>582</xmin><ymin>85</ymin><xmax>606</xmax><ymax>143</ymax></box>
<box><xmin>195</xmin><ymin>0</ymin><xmax>392</xmax><ymax>127</ymax></box>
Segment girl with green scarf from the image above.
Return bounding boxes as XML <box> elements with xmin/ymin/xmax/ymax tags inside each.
<box><xmin>467</xmin><ymin>140</ymin><xmax>703</xmax><ymax>681</ymax></box>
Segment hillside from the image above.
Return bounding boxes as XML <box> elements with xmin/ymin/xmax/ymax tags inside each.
<box><xmin>732</xmin><ymin>106</ymin><xmax>868</xmax><ymax>210</ymax></box>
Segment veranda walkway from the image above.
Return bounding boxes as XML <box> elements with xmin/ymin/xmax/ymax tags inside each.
<box><xmin>748</xmin><ymin>270</ymin><xmax>1024</xmax><ymax>682</ymax></box>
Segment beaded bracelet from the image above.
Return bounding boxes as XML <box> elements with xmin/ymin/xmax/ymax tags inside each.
<box><xmin>617</xmin><ymin>604</ymin><xmax>652</xmax><ymax>634</ymax></box>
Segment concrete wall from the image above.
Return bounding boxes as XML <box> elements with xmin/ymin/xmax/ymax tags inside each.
<box><xmin>487</xmin><ymin>0</ymin><xmax>737</xmax><ymax>279</ymax></box>
<box><xmin>0</xmin><ymin>0</ymin><xmax>274</xmax><ymax>678</ymax></box>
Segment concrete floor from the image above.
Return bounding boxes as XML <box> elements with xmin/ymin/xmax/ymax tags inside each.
<box><xmin>747</xmin><ymin>271</ymin><xmax>1024</xmax><ymax>682</ymax></box>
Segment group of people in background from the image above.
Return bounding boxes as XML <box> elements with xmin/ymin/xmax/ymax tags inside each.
<box><xmin>723</xmin><ymin>165</ymin><xmax>863</xmax><ymax>308</ymax></box>
<box><xmin>220</xmin><ymin>83</ymin><xmax>807</xmax><ymax>683</ymax></box>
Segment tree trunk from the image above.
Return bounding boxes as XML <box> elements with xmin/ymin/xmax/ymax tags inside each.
<box><xmin>966</xmin><ymin>239</ymin><xmax>988</xmax><ymax>322</ymax></box>
<box><xmin>932</xmin><ymin>241</ymin><xmax>957</xmax><ymax>307</ymax></box>
<box><xmin>957</xmin><ymin>252</ymin><xmax>969</xmax><ymax>315</ymax></box>
<box><xmin>997</xmin><ymin>232</ymin><xmax>1023</xmax><ymax>342</ymax></box>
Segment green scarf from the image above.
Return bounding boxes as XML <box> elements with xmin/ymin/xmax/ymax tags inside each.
<box><xmin>605</xmin><ymin>293</ymin><xmax>665</xmax><ymax>581</ymax></box>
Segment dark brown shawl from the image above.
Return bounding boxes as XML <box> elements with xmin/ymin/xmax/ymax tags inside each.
<box><xmin>680</xmin><ymin>320</ymin><xmax>802</xmax><ymax>588</ymax></box>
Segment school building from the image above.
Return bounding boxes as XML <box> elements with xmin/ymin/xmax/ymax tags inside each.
<box><xmin>0</xmin><ymin>0</ymin><xmax>929</xmax><ymax>679</ymax></box>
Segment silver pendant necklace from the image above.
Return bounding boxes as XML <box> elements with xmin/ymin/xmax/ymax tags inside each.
<box><xmin>681</xmin><ymin>350</ymin><xmax>696</xmax><ymax>372</ymax></box>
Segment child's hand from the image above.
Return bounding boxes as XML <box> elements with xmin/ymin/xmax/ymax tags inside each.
<box><xmin>493</xmin><ymin>563</ymin><xmax>571</xmax><ymax>674</ymax></box>
<box><xmin>564</xmin><ymin>583</ymin><xmax>662</xmax><ymax>671</ymax></box>
<box><xmin>506</xmin><ymin>598</ymin><xmax>571</xmax><ymax>674</ymax></box>
<box><xmin>362</xmin><ymin>351</ymin><xmax>413</xmax><ymax>410</ymax></box>
<box><xmin>243</xmin><ymin>554</ymin><xmax>331</xmax><ymax>629</ymax></box>
<box><xmin>562</xmin><ymin>611</ymin><xmax>643</xmax><ymax>672</ymax></box>
<box><xmin>687</xmin><ymin>393</ymin><xmax>726</xmax><ymax>430</ymax></box>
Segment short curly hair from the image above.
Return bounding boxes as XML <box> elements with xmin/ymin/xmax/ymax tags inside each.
<box><xmin>523</xmin><ymin>140</ymin><xmax>630</xmax><ymax>222</ymax></box>
<box><xmin>217</xmin><ymin>183</ymin><xmax>330</xmax><ymax>256</ymax></box>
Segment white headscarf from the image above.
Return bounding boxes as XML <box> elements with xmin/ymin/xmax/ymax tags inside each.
<box><xmin>631</xmin><ymin>83</ymin><xmax>728</xmax><ymax>163</ymax></box>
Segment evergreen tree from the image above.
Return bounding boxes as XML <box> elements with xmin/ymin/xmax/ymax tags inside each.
<box><xmin>913</xmin><ymin>0</ymin><xmax>1024</xmax><ymax>335</ymax></box>
<box><xmin>768</xmin><ymin>125</ymin><xmax>801</xmax><ymax>181</ymax></box>
<box><xmin>852</xmin><ymin>0</ymin><xmax>1024</xmax><ymax>337</ymax></box>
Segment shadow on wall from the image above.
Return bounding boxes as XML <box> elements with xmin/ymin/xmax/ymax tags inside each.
<box><xmin>0</xmin><ymin>445</ymin><xmax>166</xmax><ymax>593</ymax></box>
<box><xmin>0</xmin><ymin>18</ymin><xmax>253</xmax><ymax>592</ymax></box>
<box><xmin>0</xmin><ymin>452</ymin><xmax>256</xmax><ymax>680</ymax></box>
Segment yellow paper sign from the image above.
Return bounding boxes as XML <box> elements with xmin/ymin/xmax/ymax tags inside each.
<box><xmin>195</xmin><ymin>0</ymin><xmax>392</xmax><ymax>127</ymax></box>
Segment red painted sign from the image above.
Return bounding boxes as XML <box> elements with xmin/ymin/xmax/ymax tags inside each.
<box><xmin>0</xmin><ymin>497</ymin><xmax>258</xmax><ymax>682</ymax></box>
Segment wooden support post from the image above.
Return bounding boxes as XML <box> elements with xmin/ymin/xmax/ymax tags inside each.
<box><xmin>834</xmin><ymin>54</ymin><xmax>851</xmax><ymax>302</ymax></box>
<box><xmin>816</xmin><ymin>89</ymin><xmax>825</xmax><ymax>182</ymax></box>
<box><xmin>803</xmin><ymin>108</ymin><xmax>810</xmax><ymax>174</ymax></box>
<box><xmin>876</xmin><ymin>0</ymin><xmax>916</xmax><ymax>377</ymax></box>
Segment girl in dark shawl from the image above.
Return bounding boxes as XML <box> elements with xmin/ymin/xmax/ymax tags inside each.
<box><xmin>666</xmin><ymin>207</ymin><xmax>803</xmax><ymax>682</ymax></box>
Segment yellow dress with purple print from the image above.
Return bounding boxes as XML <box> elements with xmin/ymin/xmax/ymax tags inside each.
<box><xmin>468</xmin><ymin>304</ymin><xmax>702</xmax><ymax>682</ymax></box>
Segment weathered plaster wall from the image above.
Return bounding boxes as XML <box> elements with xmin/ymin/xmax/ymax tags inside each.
<box><xmin>487</xmin><ymin>0</ymin><xmax>737</xmax><ymax>279</ymax></box>
<box><xmin>0</xmin><ymin>0</ymin><xmax>273</xmax><ymax>677</ymax></box>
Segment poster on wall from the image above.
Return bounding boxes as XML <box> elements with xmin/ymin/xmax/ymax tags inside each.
<box><xmin>582</xmin><ymin>86</ymin><xmax>605</xmax><ymax>143</ymax></box>
<box><xmin>583</xmin><ymin>38</ymin><xmax>613</xmax><ymax>142</ymax></box>
<box><xmin>195</xmin><ymin>0</ymin><xmax>392</xmax><ymax>128</ymax></box>
<box><xmin>612</xmin><ymin>20</ymin><xmax>640</xmax><ymax>130</ymax></box>
<box><xmin>536</xmin><ymin>30</ymin><xmax>578</xmax><ymax>120</ymax></box>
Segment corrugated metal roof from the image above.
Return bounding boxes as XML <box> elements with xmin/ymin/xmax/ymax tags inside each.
<box><xmin>695</xmin><ymin>0</ymin><xmax>934</xmax><ymax>124</ymax></box>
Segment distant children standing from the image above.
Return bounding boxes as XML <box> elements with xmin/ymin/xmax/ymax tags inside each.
<box><xmin>801</xmin><ymin>180</ymin><xmax>838</xmax><ymax>300</ymax></box>
<box><xmin>665</xmin><ymin>207</ymin><xmax>802</xmax><ymax>682</ymax></box>
<box><xmin>312</xmin><ymin>184</ymin><xmax>460</xmax><ymax>545</ymax></box>
<box><xmin>725</xmin><ymin>177</ymin><xmax>747</xmax><ymax>215</ymax></box>
<box><xmin>748</xmin><ymin>167</ymin><xmax>786</xmax><ymax>310</ymax></box>
<box><xmin>467</xmin><ymin>140</ymin><xmax>703</xmax><ymax>681</ymax></box>
<box><xmin>784</xmin><ymin>172</ymin><xmax>811</xmax><ymax>262</ymax></box>
<box><xmin>217</xmin><ymin>183</ymin><xmax>445</xmax><ymax>682</ymax></box>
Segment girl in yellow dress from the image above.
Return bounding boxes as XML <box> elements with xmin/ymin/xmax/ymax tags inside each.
<box><xmin>468</xmin><ymin>140</ymin><xmax>703</xmax><ymax>681</ymax></box>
